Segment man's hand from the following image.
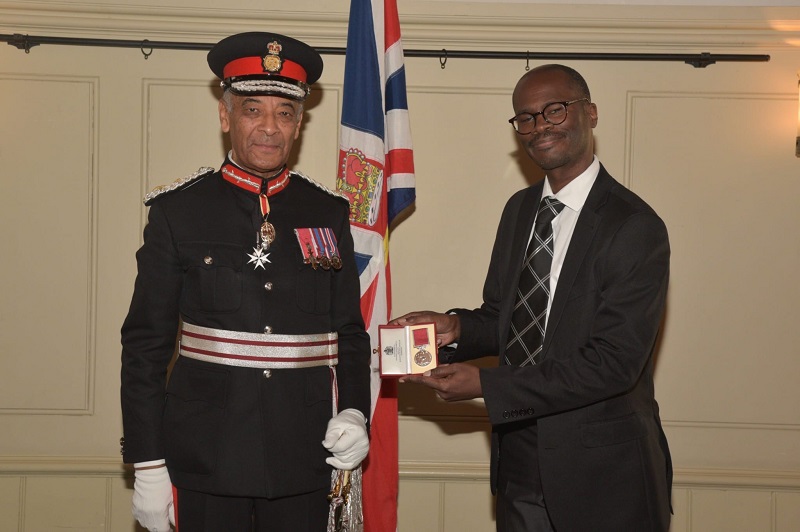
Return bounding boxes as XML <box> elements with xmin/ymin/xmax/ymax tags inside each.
<box><xmin>132</xmin><ymin>459</ymin><xmax>174</xmax><ymax>532</ymax></box>
<box><xmin>399</xmin><ymin>363</ymin><xmax>482</xmax><ymax>402</ymax></box>
<box><xmin>389</xmin><ymin>311</ymin><xmax>461</xmax><ymax>347</ymax></box>
<box><xmin>323</xmin><ymin>408</ymin><xmax>370</xmax><ymax>470</ymax></box>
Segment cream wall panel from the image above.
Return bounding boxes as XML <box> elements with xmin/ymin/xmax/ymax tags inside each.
<box><xmin>0</xmin><ymin>75</ymin><xmax>96</xmax><ymax>415</ymax></box>
<box><xmin>626</xmin><ymin>91</ymin><xmax>800</xmax><ymax>470</ymax></box>
<box><xmin>109</xmin><ymin>475</ymin><xmax>138</xmax><ymax>532</ymax></box>
<box><xmin>390</xmin><ymin>83</ymin><xmax>532</xmax><ymax>318</ymax></box>
<box><xmin>442</xmin><ymin>481</ymin><xmax>496</xmax><ymax>531</ymax></box>
<box><xmin>670</xmin><ymin>488</ymin><xmax>690</xmax><ymax>532</ymax></box>
<box><xmin>24</xmin><ymin>476</ymin><xmax>108</xmax><ymax>531</ymax></box>
<box><xmin>690</xmin><ymin>489</ymin><xmax>774</xmax><ymax>531</ymax></box>
<box><xmin>661</xmin><ymin>424</ymin><xmax>800</xmax><ymax>472</ymax></box>
<box><xmin>400</xmin><ymin>418</ymin><xmax>491</xmax><ymax>463</ymax></box>
<box><xmin>0</xmin><ymin>44</ymin><xmax>149</xmax><ymax>457</ymax></box>
<box><xmin>0</xmin><ymin>476</ymin><xmax>21</xmax><ymax>531</ymax></box>
<box><xmin>143</xmin><ymin>80</ymin><xmax>224</xmax><ymax>192</ymax></box>
<box><xmin>776</xmin><ymin>491</ymin><xmax>800</xmax><ymax>532</ymax></box>
<box><xmin>398</xmin><ymin>480</ymin><xmax>443</xmax><ymax>531</ymax></box>
<box><xmin>298</xmin><ymin>77</ymin><xmax>345</xmax><ymax>184</ymax></box>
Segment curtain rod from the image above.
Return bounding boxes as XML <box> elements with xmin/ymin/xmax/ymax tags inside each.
<box><xmin>2</xmin><ymin>33</ymin><xmax>771</xmax><ymax>68</ymax></box>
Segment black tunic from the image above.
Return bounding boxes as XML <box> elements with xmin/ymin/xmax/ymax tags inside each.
<box><xmin>120</xmin><ymin>163</ymin><xmax>371</xmax><ymax>498</ymax></box>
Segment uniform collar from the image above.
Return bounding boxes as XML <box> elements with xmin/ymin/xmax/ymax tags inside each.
<box><xmin>220</xmin><ymin>155</ymin><xmax>290</xmax><ymax>197</ymax></box>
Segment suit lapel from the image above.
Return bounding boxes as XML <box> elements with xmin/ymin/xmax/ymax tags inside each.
<box><xmin>508</xmin><ymin>184</ymin><xmax>544</xmax><ymax>280</ymax></box>
<box><xmin>542</xmin><ymin>167</ymin><xmax>615</xmax><ymax>358</ymax></box>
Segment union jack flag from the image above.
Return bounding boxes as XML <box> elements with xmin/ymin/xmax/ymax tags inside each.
<box><xmin>336</xmin><ymin>0</ymin><xmax>415</xmax><ymax>529</ymax></box>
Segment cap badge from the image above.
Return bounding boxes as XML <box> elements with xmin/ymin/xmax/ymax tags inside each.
<box><xmin>262</xmin><ymin>41</ymin><xmax>283</xmax><ymax>73</ymax></box>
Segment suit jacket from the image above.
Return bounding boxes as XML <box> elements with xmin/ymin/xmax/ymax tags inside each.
<box><xmin>447</xmin><ymin>165</ymin><xmax>672</xmax><ymax>531</ymax></box>
<box><xmin>120</xmin><ymin>164</ymin><xmax>371</xmax><ymax>498</ymax></box>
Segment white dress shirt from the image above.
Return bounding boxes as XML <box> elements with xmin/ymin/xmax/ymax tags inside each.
<box><xmin>530</xmin><ymin>156</ymin><xmax>600</xmax><ymax>328</ymax></box>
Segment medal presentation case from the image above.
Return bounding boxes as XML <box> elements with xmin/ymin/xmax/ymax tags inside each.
<box><xmin>378</xmin><ymin>323</ymin><xmax>438</xmax><ymax>377</ymax></box>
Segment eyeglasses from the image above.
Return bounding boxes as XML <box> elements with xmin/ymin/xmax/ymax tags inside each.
<box><xmin>508</xmin><ymin>98</ymin><xmax>590</xmax><ymax>135</ymax></box>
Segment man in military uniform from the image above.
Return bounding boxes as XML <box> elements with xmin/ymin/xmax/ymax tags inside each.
<box><xmin>120</xmin><ymin>32</ymin><xmax>371</xmax><ymax>531</ymax></box>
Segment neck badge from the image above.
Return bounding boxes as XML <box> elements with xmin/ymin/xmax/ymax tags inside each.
<box><xmin>221</xmin><ymin>161</ymin><xmax>290</xmax><ymax>270</ymax></box>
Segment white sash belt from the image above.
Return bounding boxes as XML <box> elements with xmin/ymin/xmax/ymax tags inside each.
<box><xmin>179</xmin><ymin>322</ymin><xmax>338</xmax><ymax>369</ymax></box>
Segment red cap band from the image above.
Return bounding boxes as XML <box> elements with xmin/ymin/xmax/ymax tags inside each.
<box><xmin>223</xmin><ymin>56</ymin><xmax>308</xmax><ymax>82</ymax></box>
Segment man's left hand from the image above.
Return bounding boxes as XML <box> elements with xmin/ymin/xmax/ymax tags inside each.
<box><xmin>400</xmin><ymin>363</ymin><xmax>482</xmax><ymax>402</ymax></box>
<box><xmin>323</xmin><ymin>408</ymin><xmax>369</xmax><ymax>470</ymax></box>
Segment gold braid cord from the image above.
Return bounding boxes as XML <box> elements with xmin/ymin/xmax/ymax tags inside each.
<box><xmin>327</xmin><ymin>466</ymin><xmax>363</xmax><ymax>532</ymax></box>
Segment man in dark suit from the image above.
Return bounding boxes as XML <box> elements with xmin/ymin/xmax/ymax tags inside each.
<box><xmin>393</xmin><ymin>64</ymin><xmax>672</xmax><ymax>531</ymax></box>
<box><xmin>120</xmin><ymin>32</ymin><xmax>371</xmax><ymax>531</ymax></box>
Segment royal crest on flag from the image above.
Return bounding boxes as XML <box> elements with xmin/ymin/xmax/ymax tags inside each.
<box><xmin>337</xmin><ymin>148</ymin><xmax>384</xmax><ymax>227</ymax></box>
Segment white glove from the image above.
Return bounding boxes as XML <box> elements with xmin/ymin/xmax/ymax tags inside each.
<box><xmin>322</xmin><ymin>408</ymin><xmax>370</xmax><ymax>470</ymax></box>
<box><xmin>132</xmin><ymin>459</ymin><xmax>175</xmax><ymax>532</ymax></box>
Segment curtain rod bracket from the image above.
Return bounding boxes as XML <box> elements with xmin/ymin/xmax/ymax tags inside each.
<box><xmin>686</xmin><ymin>52</ymin><xmax>716</xmax><ymax>68</ymax></box>
<box><xmin>10</xmin><ymin>33</ymin><xmax>38</xmax><ymax>53</ymax></box>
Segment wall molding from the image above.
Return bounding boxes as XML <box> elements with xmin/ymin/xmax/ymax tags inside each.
<box><xmin>625</xmin><ymin>89</ymin><xmax>798</xmax><ymax>194</ymax></box>
<box><xmin>0</xmin><ymin>457</ymin><xmax>127</xmax><ymax>476</ymax></box>
<box><xmin>1</xmin><ymin>1</ymin><xmax>799</xmax><ymax>51</ymax></box>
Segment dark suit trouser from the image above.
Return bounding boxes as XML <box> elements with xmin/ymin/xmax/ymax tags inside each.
<box><xmin>496</xmin><ymin>421</ymin><xmax>556</xmax><ymax>532</ymax></box>
<box><xmin>175</xmin><ymin>486</ymin><xmax>329</xmax><ymax>532</ymax></box>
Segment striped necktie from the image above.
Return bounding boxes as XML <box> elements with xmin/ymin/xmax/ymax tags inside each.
<box><xmin>505</xmin><ymin>196</ymin><xmax>565</xmax><ymax>366</ymax></box>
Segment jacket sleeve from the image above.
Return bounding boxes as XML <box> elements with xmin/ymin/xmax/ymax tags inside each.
<box><xmin>120</xmin><ymin>202</ymin><xmax>182</xmax><ymax>463</ymax></box>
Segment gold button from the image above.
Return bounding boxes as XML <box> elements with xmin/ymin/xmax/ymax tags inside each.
<box><xmin>263</xmin><ymin>369</ymin><xmax>272</xmax><ymax>379</ymax></box>
<box><xmin>263</xmin><ymin>325</ymin><xmax>272</xmax><ymax>334</ymax></box>
<box><xmin>204</xmin><ymin>256</ymin><xmax>213</xmax><ymax>265</ymax></box>
<box><xmin>264</xmin><ymin>282</ymin><xmax>273</xmax><ymax>291</ymax></box>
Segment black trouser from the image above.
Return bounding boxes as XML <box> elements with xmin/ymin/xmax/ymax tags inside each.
<box><xmin>496</xmin><ymin>421</ymin><xmax>556</xmax><ymax>532</ymax></box>
<box><xmin>175</xmin><ymin>486</ymin><xmax>329</xmax><ymax>532</ymax></box>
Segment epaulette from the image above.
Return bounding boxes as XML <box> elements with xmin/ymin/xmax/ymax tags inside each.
<box><xmin>291</xmin><ymin>171</ymin><xmax>349</xmax><ymax>203</ymax></box>
<box><xmin>143</xmin><ymin>167</ymin><xmax>215</xmax><ymax>206</ymax></box>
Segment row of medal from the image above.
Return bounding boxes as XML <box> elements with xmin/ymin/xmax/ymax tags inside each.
<box><xmin>294</xmin><ymin>227</ymin><xmax>343</xmax><ymax>270</ymax></box>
